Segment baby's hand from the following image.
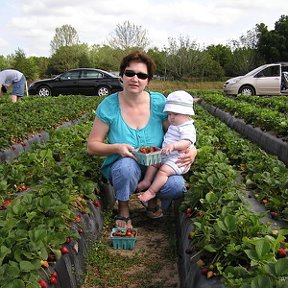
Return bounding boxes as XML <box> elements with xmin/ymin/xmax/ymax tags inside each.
<box><xmin>161</xmin><ymin>143</ymin><xmax>174</xmax><ymax>155</ymax></box>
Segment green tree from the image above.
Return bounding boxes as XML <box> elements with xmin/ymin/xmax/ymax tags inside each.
<box><xmin>89</xmin><ymin>45</ymin><xmax>124</xmax><ymax>71</ymax></box>
<box><xmin>164</xmin><ymin>36</ymin><xmax>223</xmax><ymax>80</ymax></box>
<box><xmin>108</xmin><ymin>21</ymin><xmax>150</xmax><ymax>50</ymax></box>
<box><xmin>28</xmin><ymin>56</ymin><xmax>50</xmax><ymax>79</ymax></box>
<box><xmin>49</xmin><ymin>44</ymin><xmax>90</xmax><ymax>73</ymax></box>
<box><xmin>10</xmin><ymin>48</ymin><xmax>37</xmax><ymax>80</ymax></box>
<box><xmin>205</xmin><ymin>44</ymin><xmax>233</xmax><ymax>76</ymax></box>
<box><xmin>50</xmin><ymin>24</ymin><xmax>80</xmax><ymax>55</ymax></box>
<box><xmin>257</xmin><ymin>15</ymin><xmax>288</xmax><ymax>62</ymax></box>
<box><xmin>147</xmin><ymin>47</ymin><xmax>168</xmax><ymax>78</ymax></box>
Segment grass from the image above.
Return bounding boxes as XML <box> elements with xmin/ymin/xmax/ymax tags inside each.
<box><xmin>83</xmin><ymin>208</ymin><xmax>179</xmax><ymax>288</ymax></box>
<box><xmin>148</xmin><ymin>80</ymin><xmax>224</xmax><ymax>92</ymax></box>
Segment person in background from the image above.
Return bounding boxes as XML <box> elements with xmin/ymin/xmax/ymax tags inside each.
<box><xmin>0</xmin><ymin>69</ymin><xmax>26</xmax><ymax>102</ymax></box>
<box><xmin>87</xmin><ymin>51</ymin><xmax>197</xmax><ymax>228</ymax></box>
<box><xmin>138</xmin><ymin>90</ymin><xmax>196</xmax><ymax>202</ymax></box>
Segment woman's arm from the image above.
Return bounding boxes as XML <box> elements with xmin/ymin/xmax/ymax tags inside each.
<box><xmin>176</xmin><ymin>145</ymin><xmax>197</xmax><ymax>167</ymax></box>
<box><xmin>87</xmin><ymin>117</ymin><xmax>136</xmax><ymax>159</ymax></box>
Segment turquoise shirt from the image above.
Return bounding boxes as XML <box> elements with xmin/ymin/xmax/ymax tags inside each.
<box><xmin>96</xmin><ymin>91</ymin><xmax>167</xmax><ymax>179</ymax></box>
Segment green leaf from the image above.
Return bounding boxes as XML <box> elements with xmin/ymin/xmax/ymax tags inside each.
<box><xmin>19</xmin><ymin>261</ymin><xmax>36</xmax><ymax>272</ymax></box>
<box><xmin>223</xmin><ymin>215</ymin><xmax>236</xmax><ymax>232</ymax></box>
<box><xmin>0</xmin><ymin>245</ymin><xmax>11</xmax><ymax>266</ymax></box>
<box><xmin>205</xmin><ymin>191</ymin><xmax>217</xmax><ymax>204</ymax></box>
<box><xmin>255</xmin><ymin>239</ymin><xmax>271</xmax><ymax>258</ymax></box>
<box><xmin>244</xmin><ymin>249</ymin><xmax>258</xmax><ymax>261</ymax></box>
<box><xmin>2</xmin><ymin>279</ymin><xmax>25</xmax><ymax>288</ymax></box>
<box><xmin>39</xmin><ymin>196</ymin><xmax>52</xmax><ymax>209</ymax></box>
<box><xmin>251</xmin><ymin>275</ymin><xmax>272</xmax><ymax>288</ymax></box>
<box><xmin>274</xmin><ymin>258</ymin><xmax>288</xmax><ymax>276</ymax></box>
<box><xmin>204</xmin><ymin>244</ymin><xmax>217</xmax><ymax>252</ymax></box>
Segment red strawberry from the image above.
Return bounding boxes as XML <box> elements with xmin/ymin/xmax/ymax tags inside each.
<box><xmin>93</xmin><ymin>200</ymin><xmax>100</xmax><ymax>208</ymax></box>
<box><xmin>270</xmin><ymin>211</ymin><xmax>279</xmax><ymax>219</ymax></box>
<box><xmin>125</xmin><ymin>230</ymin><xmax>133</xmax><ymax>237</ymax></box>
<box><xmin>2</xmin><ymin>200</ymin><xmax>12</xmax><ymax>207</ymax></box>
<box><xmin>207</xmin><ymin>271</ymin><xmax>215</xmax><ymax>279</ymax></box>
<box><xmin>278</xmin><ymin>248</ymin><xmax>287</xmax><ymax>258</ymax></box>
<box><xmin>66</xmin><ymin>237</ymin><xmax>72</xmax><ymax>243</ymax></box>
<box><xmin>60</xmin><ymin>245</ymin><xmax>69</xmax><ymax>254</ymax></box>
<box><xmin>50</xmin><ymin>276</ymin><xmax>57</xmax><ymax>284</ymax></box>
<box><xmin>200</xmin><ymin>267</ymin><xmax>209</xmax><ymax>275</ymax></box>
<box><xmin>74</xmin><ymin>215</ymin><xmax>81</xmax><ymax>222</ymax></box>
<box><xmin>38</xmin><ymin>280</ymin><xmax>48</xmax><ymax>288</ymax></box>
<box><xmin>51</xmin><ymin>271</ymin><xmax>58</xmax><ymax>278</ymax></box>
<box><xmin>186</xmin><ymin>207</ymin><xmax>193</xmax><ymax>218</ymax></box>
<box><xmin>47</xmin><ymin>252</ymin><xmax>56</xmax><ymax>261</ymax></box>
<box><xmin>78</xmin><ymin>228</ymin><xmax>84</xmax><ymax>235</ymax></box>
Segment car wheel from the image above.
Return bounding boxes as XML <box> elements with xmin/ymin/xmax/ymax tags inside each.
<box><xmin>97</xmin><ymin>86</ymin><xmax>111</xmax><ymax>96</ymax></box>
<box><xmin>239</xmin><ymin>85</ymin><xmax>255</xmax><ymax>96</ymax></box>
<box><xmin>38</xmin><ymin>86</ymin><xmax>51</xmax><ymax>96</ymax></box>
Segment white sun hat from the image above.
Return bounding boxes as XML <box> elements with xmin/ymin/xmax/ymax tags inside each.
<box><xmin>163</xmin><ymin>90</ymin><xmax>195</xmax><ymax>115</ymax></box>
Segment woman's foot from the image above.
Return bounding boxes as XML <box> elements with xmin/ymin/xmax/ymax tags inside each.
<box><xmin>138</xmin><ymin>190</ymin><xmax>156</xmax><ymax>202</ymax></box>
<box><xmin>136</xmin><ymin>179</ymin><xmax>151</xmax><ymax>192</ymax></box>
<box><xmin>114</xmin><ymin>215</ymin><xmax>133</xmax><ymax>228</ymax></box>
<box><xmin>146</xmin><ymin>205</ymin><xmax>163</xmax><ymax>219</ymax></box>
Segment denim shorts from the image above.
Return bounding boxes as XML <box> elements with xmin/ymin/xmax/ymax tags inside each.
<box><xmin>12</xmin><ymin>75</ymin><xmax>26</xmax><ymax>97</ymax></box>
<box><xmin>109</xmin><ymin>157</ymin><xmax>186</xmax><ymax>209</ymax></box>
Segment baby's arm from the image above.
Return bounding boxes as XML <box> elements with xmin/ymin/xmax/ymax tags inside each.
<box><xmin>162</xmin><ymin>139</ymin><xmax>191</xmax><ymax>154</ymax></box>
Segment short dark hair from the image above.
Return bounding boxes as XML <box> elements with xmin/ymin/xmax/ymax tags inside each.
<box><xmin>119</xmin><ymin>51</ymin><xmax>156</xmax><ymax>81</ymax></box>
<box><xmin>1</xmin><ymin>85</ymin><xmax>7</xmax><ymax>93</ymax></box>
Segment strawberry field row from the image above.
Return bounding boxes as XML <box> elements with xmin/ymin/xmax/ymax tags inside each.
<box><xmin>0</xmin><ymin>113</ymin><xmax>104</xmax><ymax>287</ymax></box>
<box><xmin>197</xmin><ymin>92</ymin><xmax>288</xmax><ymax>139</ymax></box>
<box><xmin>233</xmin><ymin>95</ymin><xmax>288</xmax><ymax>114</ymax></box>
<box><xmin>0</xmin><ymin>95</ymin><xmax>103</xmax><ymax>150</ymax></box>
<box><xmin>178</xmin><ymin>104</ymin><xmax>288</xmax><ymax>287</ymax></box>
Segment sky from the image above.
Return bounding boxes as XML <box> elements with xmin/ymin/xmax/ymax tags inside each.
<box><xmin>1</xmin><ymin>0</ymin><xmax>287</xmax><ymax>57</ymax></box>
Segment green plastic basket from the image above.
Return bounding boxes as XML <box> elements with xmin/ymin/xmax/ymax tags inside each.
<box><xmin>133</xmin><ymin>148</ymin><xmax>161</xmax><ymax>166</ymax></box>
<box><xmin>110</xmin><ymin>228</ymin><xmax>137</xmax><ymax>250</ymax></box>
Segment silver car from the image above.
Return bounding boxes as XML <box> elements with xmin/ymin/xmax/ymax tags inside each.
<box><xmin>223</xmin><ymin>62</ymin><xmax>288</xmax><ymax>96</ymax></box>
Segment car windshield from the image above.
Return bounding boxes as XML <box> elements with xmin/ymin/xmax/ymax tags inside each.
<box><xmin>102</xmin><ymin>70</ymin><xmax>119</xmax><ymax>78</ymax></box>
<box><xmin>245</xmin><ymin>65</ymin><xmax>268</xmax><ymax>76</ymax></box>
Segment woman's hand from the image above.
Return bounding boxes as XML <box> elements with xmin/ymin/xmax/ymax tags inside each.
<box><xmin>117</xmin><ymin>144</ymin><xmax>137</xmax><ymax>160</ymax></box>
<box><xmin>176</xmin><ymin>145</ymin><xmax>197</xmax><ymax>168</ymax></box>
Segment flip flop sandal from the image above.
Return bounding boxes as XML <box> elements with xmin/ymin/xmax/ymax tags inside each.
<box><xmin>140</xmin><ymin>200</ymin><xmax>148</xmax><ymax>208</ymax></box>
<box><xmin>146</xmin><ymin>205</ymin><xmax>163</xmax><ymax>219</ymax></box>
<box><xmin>114</xmin><ymin>215</ymin><xmax>133</xmax><ymax>228</ymax></box>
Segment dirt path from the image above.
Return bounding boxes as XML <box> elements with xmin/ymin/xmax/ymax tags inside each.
<box><xmin>83</xmin><ymin>195</ymin><xmax>180</xmax><ymax>288</ymax></box>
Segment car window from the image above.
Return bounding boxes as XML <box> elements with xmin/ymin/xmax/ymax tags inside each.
<box><xmin>81</xmin><ymin>70</ymin><xmax>104</xmax><ymax>79</ymax></box>
<box><xmin>60</xmin><ymin>71</ymin><xmax>80</xmax><ymax>80</ymax></box>
<box><xmin>257</xmin><ymin>65</ymin><xmax>280</xmax><ymax>77</ymax></box>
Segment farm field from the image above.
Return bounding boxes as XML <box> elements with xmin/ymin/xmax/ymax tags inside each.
<box><xmin>0</xmin><ymin>91</ymin><xmax>287</xmax><ymax>288</ymax></box>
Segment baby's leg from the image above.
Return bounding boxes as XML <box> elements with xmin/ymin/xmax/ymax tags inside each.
<box><xmin>138</xmin><ymin>165</ymin><xmax>175</xmax><ymax>202</ymax></box>
<box><xmin>137</xmin><ymin>165</ymin><xmax>158</xmax><ymax>192</ymax></box>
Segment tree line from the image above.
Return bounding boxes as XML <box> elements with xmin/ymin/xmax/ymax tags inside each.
<box><xmin>0</xmin><ymin>15</ymin><xmax>287</xmax><ymax>82</ymax></box>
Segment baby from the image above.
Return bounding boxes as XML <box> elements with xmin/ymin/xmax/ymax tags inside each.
<box><xmin>138</xmin><ymin>90</ymin><xmax>196</xmax><ymax>202</ymax></box>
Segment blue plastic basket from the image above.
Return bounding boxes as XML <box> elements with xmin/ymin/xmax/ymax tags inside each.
<box><xmin>132</xmin><ymin>148</ymin><xmax>161</xmax><ymax>166</ymax></box>
<box><xmin>110</xmin><ymin>228</ymin><xmax>137</xmax><ymax>250</ymax></box>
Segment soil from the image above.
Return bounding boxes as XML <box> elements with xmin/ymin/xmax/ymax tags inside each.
<box><xmin>83</xmin><ymin>194</ymin><xmax>180</xmax><ymax>288</ymax></box>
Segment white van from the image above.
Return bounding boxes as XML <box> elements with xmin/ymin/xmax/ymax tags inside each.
<box><xmin>223</xmin><ymin>62</ymin><xmax>288</xmax><ymax>96</ymax></box>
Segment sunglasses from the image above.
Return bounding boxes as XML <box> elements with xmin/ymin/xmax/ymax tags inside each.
<box><xmin>124</xmin><ymin>70</ymin><xmax>149</xmax><ymax>80</ymax></box>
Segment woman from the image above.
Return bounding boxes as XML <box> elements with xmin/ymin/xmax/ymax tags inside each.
<box><xmin>87</xmin><ymin>51</ymin><xmax>197</xmax><ymax>228</ymax></box>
